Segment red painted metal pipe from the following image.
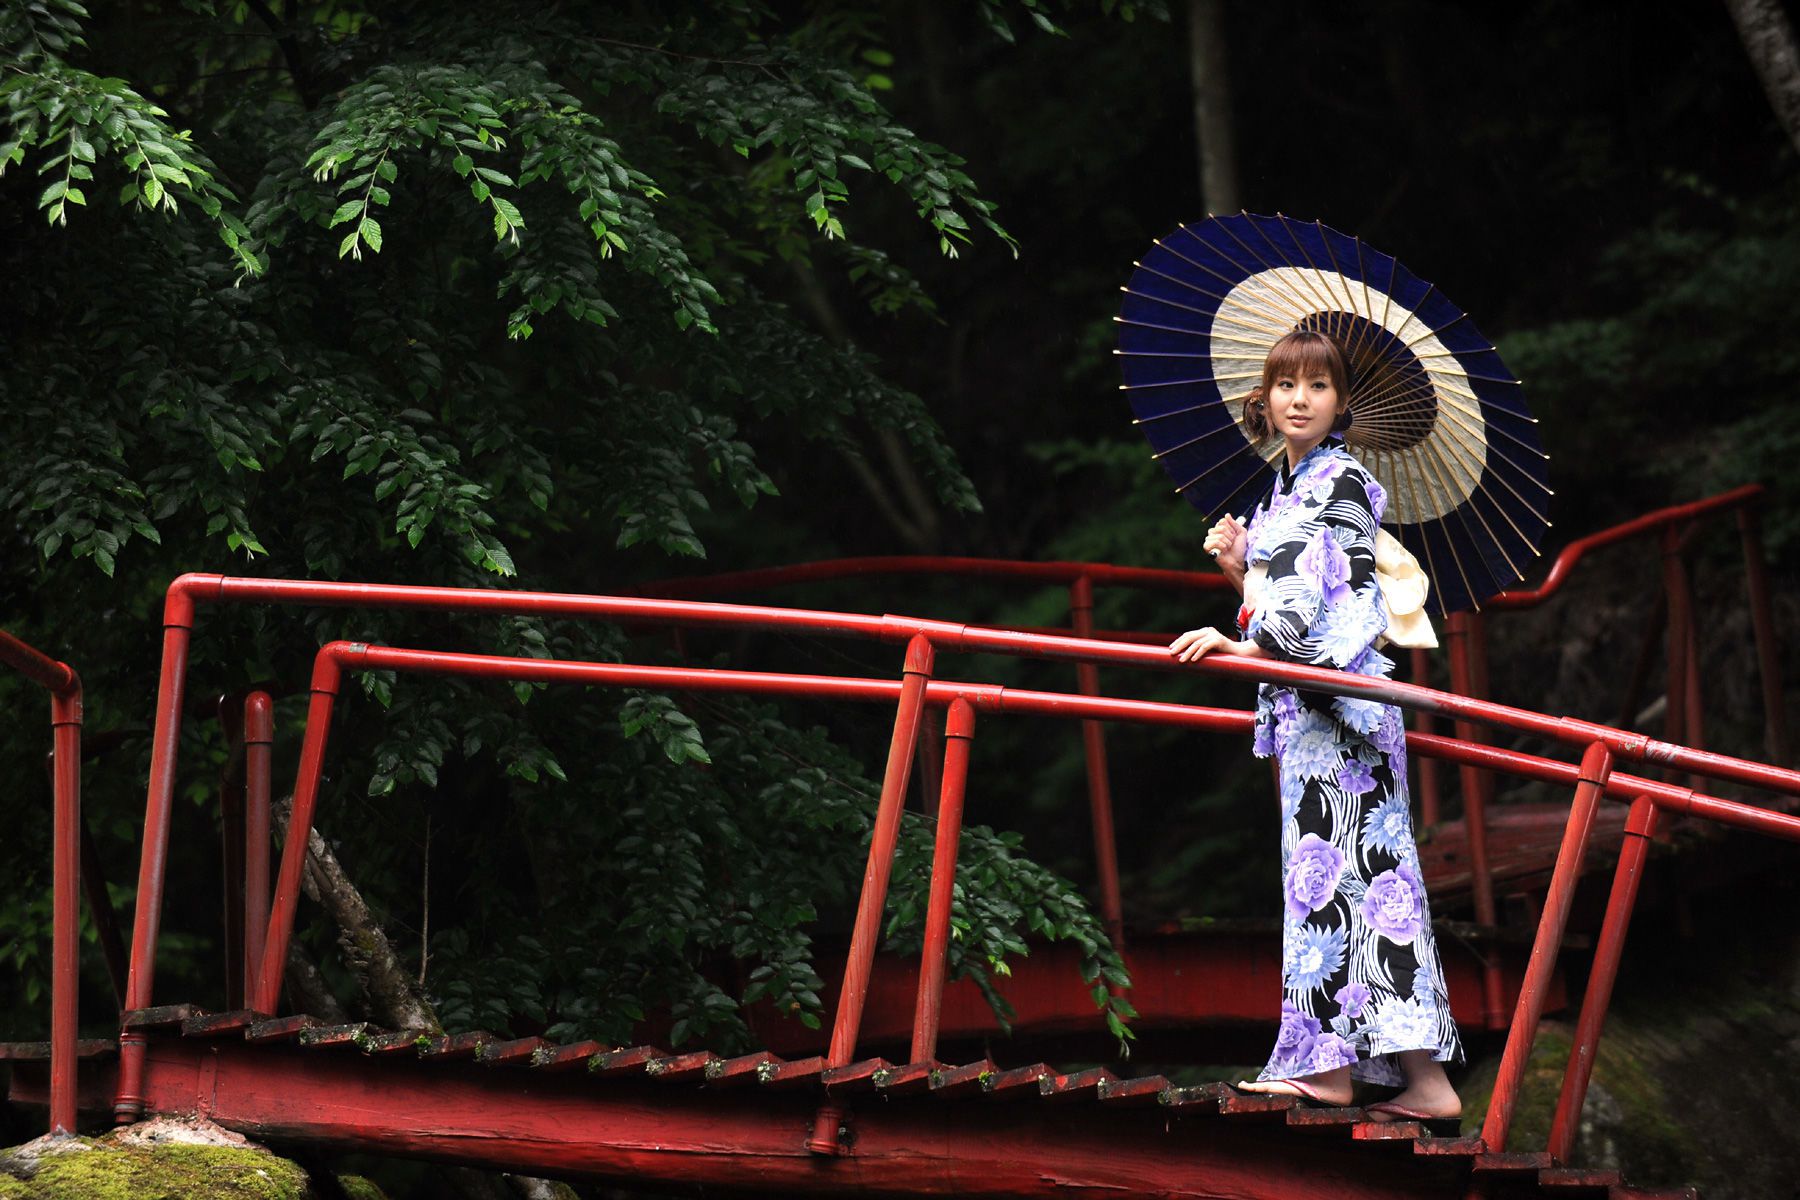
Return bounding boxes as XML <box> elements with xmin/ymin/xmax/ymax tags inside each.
<box><xmin>49</xmin><ymin>685</ymin><xmax>83</xmax><ymax>1135</ymax></box>
<box><xmin>151</xmin><ymin>573</ymin><xmax>1800</xmax><ymax>795</ymax></box>
<box><xmin>118</xmin><ymin>599</ymin><xmax>195</xmax><ymax>1123</ymax></box>
<box><xmin>1</xmin><ymin>629</ymin><xmax>84</xmax><ymax>1135</ymax></box>
<box><xmin>912</xmin><ymin>698</ymin><xmax>975</xmax><ymax>1063</ymax></box>
<box><xmin>638</xmin><ymin>555</ymin><xmax>1233</xmax><ymax>600</ymax></box>
<box><xmin>218</xmin><ymin>697</ymin><xmax>247</xmax><ymax>1012</ymax></box>
<box><xmin>1481</xmin><ymin>742</ymin><xmax>1614</xmax><ymax>1153</ymax></box>
<box><xmin>1489</xmin><ymin>484</ymin><xmax>1764</xmax><ymax>609</ymax></box>
<box><xmin>1738</xmin><ymin>507</ymin><xmax>1787</xmax><ymax>763</ymax></box>
<box><xmin>193</xmin><ymin>637</ymin><xmax>1800</xmax><ymax>1075</ymax></box>
<box><xmin>1548</xmin><ymin>795</ymin><xmax>1661</xmax><ymax>1163</ymax></box>
<box><xmin>116</xmin><ymin>566</ymin><xmax>1800</xmax><ymax>1108</ymax></box>
<box><xmin>0</xmin><ymin>629</ymin><xmax>80</xmax><ymax>693</ymax></box>
<box><xmin>1069</xmin><ymin>576</ymin><xmax>1125</xmax><ymax>952</ymax></box>
<box><xmin>243</xmin><ymin>692</ymin><xmax>274</xmax><ymax>1003</ymax></box>
<box><xmin>826</xmin><ymin>635</ymin><xmax>935</xmax><ymax>1075</ymax></box>
<box><xmin>251</xmin><ymin>659</ymin><xmax>344</xmax><ymax>1016</ymax></box>
<box><xmin>632</xmin><ymin>485</ymin><xmax>1762</xmax><ymax>614</ymax></box>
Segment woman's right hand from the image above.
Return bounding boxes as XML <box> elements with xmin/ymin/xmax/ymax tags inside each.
<box><xmin>1205</xmin><ymin>513</ymin><xmax>1248</xmax><ymax>575</ymax></box>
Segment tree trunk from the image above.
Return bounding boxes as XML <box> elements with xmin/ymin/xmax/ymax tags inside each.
<box><xmin>1187</xmin><ymin>0</ymin><xmax>1240</xmax><ymax>213</ymax></box>
<box><xmin>1722</xmin><ymin>0</ymin><xmax>1800</xmax><ymax>161</ymax></box>
<box><xmin>276</xmin><ymin>794</ymin><xmax>438</xmax><ymax>1032</ymax></box>
<box><xmin>273</xmin><ymin>797</ymin><xmax>565</xmax><ymax>1200</ymax></box>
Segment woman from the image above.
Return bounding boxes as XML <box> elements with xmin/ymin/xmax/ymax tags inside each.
<box><xmin>1168</xmin><ymin>329</ymin><xmax>1463</xmax><ymax>1120</ymax></box>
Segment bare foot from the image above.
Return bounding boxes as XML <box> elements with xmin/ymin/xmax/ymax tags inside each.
<box><xmin>1235</xmin><ymin>1066</ymin><xmax>1354</xmax><ymax>1106</ymax></box>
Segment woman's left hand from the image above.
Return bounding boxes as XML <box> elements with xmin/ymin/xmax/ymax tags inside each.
<box><xmin>1168</xmin><ymin>627</ymin><xmax>1261</xmax><ymax>662</ymax></box>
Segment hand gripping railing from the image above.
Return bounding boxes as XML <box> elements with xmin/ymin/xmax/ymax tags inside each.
<box><xmin>109</xmin><ymin>572</ymin><xmax>1800</xmax><ymax>1162</ymax></box>
<box><xmin>0</xmin><ymin>629</ymin><xmax>83</xmax><ymax>1135</ymax></box>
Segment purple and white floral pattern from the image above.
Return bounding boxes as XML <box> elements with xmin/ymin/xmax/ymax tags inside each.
<box><xmin>1238</xmin><ymin>439</ymin><xmax>1463</xmax><ymax>1088</ymax></box>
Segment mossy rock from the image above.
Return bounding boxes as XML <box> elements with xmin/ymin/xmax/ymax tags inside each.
<box><xmin>0</xmin><ymin>1133</ymin><xmax>314</xmax><ymax>1199</ymax></box>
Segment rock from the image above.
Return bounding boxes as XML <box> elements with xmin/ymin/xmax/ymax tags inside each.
<box><xmin>0</xmin><ymin>1118</ymin><xmax>318</xmax><ymax>1199</ymax></box>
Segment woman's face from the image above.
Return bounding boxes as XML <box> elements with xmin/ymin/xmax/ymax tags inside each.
<box><xmin>1267</xmin><ymin>369</ymin><xmax>1343</xmax><ymax>458</ymax></box>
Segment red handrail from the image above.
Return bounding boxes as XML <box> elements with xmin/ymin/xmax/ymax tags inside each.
<box><xmin>111</xmin><ymin>571</ymin><xmax>1800</xmax><ymax>1149</ymax></box>
<box><xmin>1487</xmin><ymin>483</ymin><xmax>1764</xmax><ymax>608</ymax></box>
<box><xmin>193</xmin><ymin>634</ymin><xmax>1799</xmax><ymax>1166</ymax></box>
<box><xmin>1</xmin><ymin>630</ymin><xmax>83</xmax><ymax>1135</ymax></box>
<box><xmin>629</xmin><ymin>482</ymin><xmax>1783</xmax><ymax>1033</ymax></box>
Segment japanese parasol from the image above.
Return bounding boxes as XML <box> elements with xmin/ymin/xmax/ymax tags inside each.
<box><xmin>1114</xmin><ymin>212</ymin><xmax>1550</xmax><ymax>616</ymax></box>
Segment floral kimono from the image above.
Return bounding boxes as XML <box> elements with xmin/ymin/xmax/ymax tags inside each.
<box><xmin>1241</xmin><ymin>437</ymin><xmax>1463</xmax><ymax>1086</ymax></box>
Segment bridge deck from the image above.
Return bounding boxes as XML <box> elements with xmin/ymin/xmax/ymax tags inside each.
<box><xmin>3</xmin><ymin>1011</ymin><xmax>1691</xmax><ymax>1199</ymax></box>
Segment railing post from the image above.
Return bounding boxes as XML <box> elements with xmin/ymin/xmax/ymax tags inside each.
<box><xmin>824</xmin><ymin>634</ymin><xmax>936</xmax><ymax>1070</ymax></box>
<box><xmin>1548</xmin><ymin>794</ymin><xmax>1659</xmax><ymax>1163</ymax></box>
<box><xmin>117</xmin><ymin>593</ymin><xmax>196</xmax><ymax>1124</ymax></box>
<box><xmin>252</xmin><ymin>661</ymin><xmax>343</xmax><ymax>1015</ymax></box>
<box><xmin>1410</xmin><ymin>647</ymin><xmax>1441</xmax><ymax>827</ymax></box>
<box><xmin>219</xmin><ymin>697</ymin><xmax>247</xmax><ymax>1011</ymax></box>
<box><xmin>49</xmin><ymin>683</ymin><xmax>83</xmax><ymax>1135</ymax></box>
<box><xmin>243</xmin><ymin>692</ymin><xmax>275</xmax><ymax>1002</ymax></box>
<box><xmin>1446</xmin><ymin>612</ymin><xmax>1502</xmax><ymax>1026</ymax></box>
<box><xmin>1069</xmin><ymin>576</ymin><xmax>1125</xmax><ymax>952</ymax></box>
<box><xmin>1482</xmin><ymin>741</ymin><xmax>1613</xmax><ymax>1152</ymax></box>
<box><xmin>911</xmin><ymin>698</ymin><xmax>975</xmax><ymax>1064</ymax></box>
<box><xmin>1736</xmin><ymin>508</ymin><xmax>1786</xmax><ymax>764</ymax></box>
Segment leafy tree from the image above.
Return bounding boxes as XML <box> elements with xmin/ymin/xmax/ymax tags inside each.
<box><xmin>0</xmin><ymin>0</ymin><xmax>1138</xmax><ymax>1056</ymax></box>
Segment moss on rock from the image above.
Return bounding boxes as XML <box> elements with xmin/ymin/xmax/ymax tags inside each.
<box><xmin>0</xmin><ymin>1122</ymin><xmax>315</xmax><ymax>1200</ymax></box>
<box><xmin>0</xmin><ymin>1140</ymin><xmax>313</xmax><ymax>1199</ymax></box>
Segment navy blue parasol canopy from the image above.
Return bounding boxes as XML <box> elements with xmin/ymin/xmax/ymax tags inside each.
<box><xmin>1116</xmin><ymin>212</ymin><xmax>1551</xmax><ymax>617</ymax></box>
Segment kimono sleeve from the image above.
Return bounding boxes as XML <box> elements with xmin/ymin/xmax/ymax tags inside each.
<box><xmin>1250</xmin><ymin>470</ymin><xmax>1388</xmax><ymax>668</ymax></box>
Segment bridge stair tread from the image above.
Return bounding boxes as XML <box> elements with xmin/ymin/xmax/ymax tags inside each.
<box><xmin>2</xmin><ymin>1015</ymin><xmax>1690</xmax><ymax>1199</ymax></box>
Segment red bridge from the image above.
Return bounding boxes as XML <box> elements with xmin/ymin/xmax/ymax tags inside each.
<box><xmin>3</xmin><ymin>484</ymin><xmax>1791</xmax><ymax>1199</ymax></box>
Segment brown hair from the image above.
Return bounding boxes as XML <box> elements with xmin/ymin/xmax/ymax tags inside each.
<box><xmin>1241</xmin><ymin>329</ymin><xmax>1352</xmax><ymax>444</ymax></box>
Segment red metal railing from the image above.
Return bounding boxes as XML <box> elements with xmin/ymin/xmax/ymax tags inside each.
<box><xmin>93</xmin><ymin>571</ymin><xmax>1800</xmax><ymax>1170</ymax></box>
<box><xmin>0</xmin><ymin>629</ymin><xmax>83</xmax><ymax>1136</ymax></box>
<box><xmin>636</xmin><ymin>482</ymin><xmax>1784</xmax><ymax>1031</ymax></box>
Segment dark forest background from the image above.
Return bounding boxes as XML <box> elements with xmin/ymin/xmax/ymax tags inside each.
<box><xmin>3</xmin><ymin>1</ymin><xmax>1800</xmax><ymax>1195</ymax></box>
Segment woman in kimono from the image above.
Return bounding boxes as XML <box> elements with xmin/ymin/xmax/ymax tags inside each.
<box><xmin>1168</xmin><ymin>330</ymin><xmax>1463</xmax><ymax>1121</ymax></box>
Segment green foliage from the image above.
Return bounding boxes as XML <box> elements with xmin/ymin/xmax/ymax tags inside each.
<box><xmin>1500</xmin><ymin>185</ymin><xmax>1800</xmax><ymax>558</ymax></box>
<box><xmin>0</xmin><ymin>0</ymin><xmax>1133</xmax><ymax>1054</ymax></box>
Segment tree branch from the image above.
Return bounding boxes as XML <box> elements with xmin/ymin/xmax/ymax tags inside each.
<box><xmin>1723</xmin><ymin>0</ymin><xmax>1800</xmax><ymax>161</ymax></box>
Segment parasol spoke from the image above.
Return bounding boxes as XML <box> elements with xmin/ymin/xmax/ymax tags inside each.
<box><xmin>1113</xmin><ymin>314</ymin><xmax>1214</xmax><ymax>342</ymax></box>
<box><xmin>1427</xmin><ymin>391</ymin><xmax>1557</xmax><ymax>494</ymax></box>
<box><xmin>1316</xmin><ymin>221</ymin><xmax>1385</xmax><ymax>367</ymax></box>
<box><xmin>1150</xmin><ymin>419</ymin><xmax>1261</xmax><ymax>461</ymax></box>
<box><xmin>1132</xmin><ymin>401</ymin><xmax>1235</xmax><ymax>426</ymax></box>
<box><xmin>1157</xmin><ymin>235</ymin><xmax>1317</xmax><ymax>329</ymax></box>
<box><xmin>1389</xmin><ymin>447</ymin><xmax>1464</xmax><ymax>612</ymax></box>
<box><xmin>1121</xmin><ymin>369</ymin><xmax>1262</xmax><ymax>392</ymax></box>
<box><xmin>1207</xmin><ymin>219</ymin><xmax>1331</xmax><ymax>330</ymax></box>
<box><xmin>1414</xmin><ymin>435</ymin><xmax>1529</xmax><ymax>580</ymax></box>
<box><xmin>1245</xmin><ymin>215</ymin><xmax>1345</xmax><ymax>323</ymax></box>
<box><xmin>1409</xmin><ymin>448</ymin><xmax>1492</xmax><ymax>607</ymax></box>
<box><xmin>1125</xmin><ymin>265</ymin><xmax>1294</xmax><ymax>338</ymax></box>
<box><xmin>1172</xmin><ymin>438</ymin><xmax>1265</xmax><ymax>495</ymax></box>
